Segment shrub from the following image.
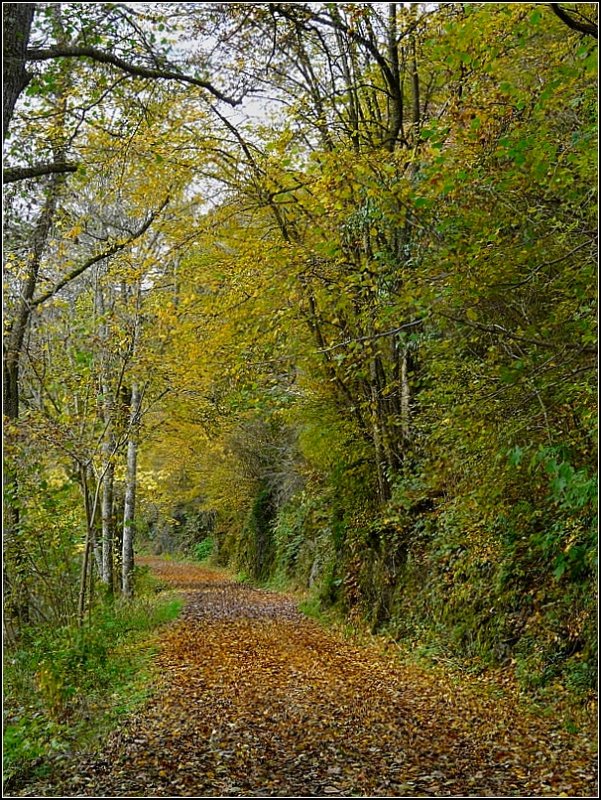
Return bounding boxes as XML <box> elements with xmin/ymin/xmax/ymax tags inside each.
<box><xmin>193</xmin><ymin>537</ymin><xmax>214</xmax><ymax>561</ymax></box>
<box><xmin>3</xmin><ymin>571</ymin><xmax>182</xmax><ymax>791</ymax></box>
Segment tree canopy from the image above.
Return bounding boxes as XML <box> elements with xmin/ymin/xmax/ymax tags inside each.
<box><xmin>3</xmin><ymin>0</ymin><xmax>598</xmax><ymax>712</ymax></box>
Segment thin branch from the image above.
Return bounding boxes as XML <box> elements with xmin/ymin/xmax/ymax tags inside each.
<box><xmin>26</xmin><ymin>46</ymin><xmax>243</xmax><ymax>105</ymax></box>
<box><xmin>318</xmin><ymin>319</ymin><xmax>425</xmax><ymax>353</ymax></box>
<box><xmin>439</xmin><ymin>312</ymin><xmax>597</xmax><ymax>354</ymax></box>
<box><xmin>493</xmin><ymin>239</ymin><xmax>596</xmax><ymax>289</ymax></box>
<box><xmin>31</xmin><ymin>196</ymin><xmax>170</xmax><ymax>308</ymax></box>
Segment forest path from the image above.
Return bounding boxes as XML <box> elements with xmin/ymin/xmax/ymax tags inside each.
<box><xmin>41</xmin><ymin>558</ymin><xmax>596</xmax><ymax>797</ymax></box>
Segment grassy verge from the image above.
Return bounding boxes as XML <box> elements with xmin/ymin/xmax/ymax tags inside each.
<box><xmin>3</xmin><ymin>566</ymin><xmax>183</xmax><ymax>792</ymax></box>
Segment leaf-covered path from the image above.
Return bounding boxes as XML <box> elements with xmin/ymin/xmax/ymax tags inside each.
<box><xmin>32</xmin><ymin>559</ymin><xmax>597</xmax><ymax>797</ymax></box>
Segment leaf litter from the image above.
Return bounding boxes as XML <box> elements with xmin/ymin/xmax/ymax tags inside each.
<box><xmin>14</xmin><ymin>558</ymin><xmax>597</xmax><ymax>797</ymax></box>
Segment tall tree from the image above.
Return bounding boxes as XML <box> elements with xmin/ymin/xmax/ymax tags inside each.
<box><xmin>3</xmin><ymin>3</ymin><xmax>35</xmax><ymax>141</ymax></box>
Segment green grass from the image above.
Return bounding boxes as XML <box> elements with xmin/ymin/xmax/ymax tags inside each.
<box><xmin>259</xmin><ymin>571</ymin><xmax>292</xmax><ymax>592</ymax></box>
<box><xmin>3</xmin><ymin>569</ymin><xmax>183</xmax><ymax>792</ymax></box>
<box><xmin>298</xmin><ymin>594</ymin><xmax>326</xmax><ymax>621</ymax></box>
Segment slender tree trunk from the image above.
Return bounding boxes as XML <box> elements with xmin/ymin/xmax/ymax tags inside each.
<box><xmin>97</xmin><ymin>281</ymin><xmax>116</xmax><ymax>593</ymax></box>
<box><xmin>369</xmin><ymin>359</ymin><xmax>392</xmax><ymax>502</ymax></box>
<box><xmin>88</xmin><ymin>464</ymin><xmax>103</xmax><ymax>576</ymax></box>
<box><xmin>386</xmin><ymin>2</ymin><xmax>404</xmax><ymax>150</ymax></box>
<box><xmin>113</xmin><ymin>484</ymin><xmax>124</xmax><ymax>592</ymax></box>
<box><xmin>101</xmin><ymin>459</ymin><xmax>115</xmax><ymax>594</ymax></box>
<box><xmin>78</xmin><ymin>465</ymin><xmax>93</xmax><ymax>627</ymax></box>
<box><xmin>410</xmin><ymin>5</ymin><xmax>421</xmax><ymax>132</ymax></box>
<box><xmin>333</xmin><ymin>22</ymin><xmax>360</xmax><ymax>150</ymax></box>
<box><xmin>400</xmin><ymin>348</ymin><xmax>411</xmax><ymax>440</ymax></box>
<box><xmin>4</xmin><ymin>176</ymin><xmax>61</xmax><ymax>421</ymax></box>
<box><xmin>77</xmin><ymin>533</ymin><xmax>92</xmax><ymax>628</ymax></box>
<box><xmin>122</xmin><ymin>382</ymin><xmax>141</xmax><ymax>599</ymax></box>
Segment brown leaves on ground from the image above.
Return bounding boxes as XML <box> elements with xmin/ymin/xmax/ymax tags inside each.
<box><xmin>20</xmin><ymin>558</ymin><xmax>598</xmax><ymax>797</ymax></box>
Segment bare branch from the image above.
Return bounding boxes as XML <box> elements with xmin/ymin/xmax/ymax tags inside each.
<box><xmin>318</xmin><ymin>319</ymin><xmax>425</xmax><ymax>353</ymax></box>
<box><xmin>439</xmin><ymin>312</ymin><xmax>597</xmax><ymax>355</ymax></box>
<box><xmin>26</xmin><ymin>46</ymin><xmax>243</xmax><ymax>106</ymax></box>
<box><xmin>31</xmin><ymin>196</ymin><xmax>170</xmax><ymax>308</ymax></box>
<box><xmin>493</xmin><ymin>238</ymin><xmax>596</xmax><ymax>289</ymax></box>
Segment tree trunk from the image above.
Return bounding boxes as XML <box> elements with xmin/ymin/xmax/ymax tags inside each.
<box><xmin>78</xmin><ymin>465</ymin><xmax>93</xmax><ymax>627</ymax></box>
<box><xmin>122</xmin><ymin>382</ymin><xmax>141</xmax><ymax>599</ymax></box>
<box><xmin>3</xmin><ymin>3</ymin><xmax>35</xmax><ymax>142</ymax></box>
<box><xmin>369</xmin><ymin>359</ymin><xmax>392</xmax><ymax>502</ymax></box>
<box><xmin>4</xmin><ymin>176</ymin><xmax>61</xmax><ymax>421</ymax></box>
<box><xmin>410</xmin><ymin>5</ymin><xmax>421</xmax><ymax>131</ymax></box>
<box><xmin>97</xmin><ymin>281</ymin><xmax>116</xmax><ymax>594</ymax></box>
<box><xmin>386</xmin><ymin>2</ymin><xmax>404</xmax><ymax>150</ymax></box>
<box><xmin>113</xmin><ymin>484</ymin><xmax>125</xmax><ymax>591</ymax></box>
<box><xmin>88</xmin><ymin>464</ymin><xmax>103</xmax><ymax>576</ymax></box>
<box><xmin>332</xmin><ymin>21</ymin><xmax>360</xmax><ymax>150</ymax></box>
<box><xmin>400</xmin><ymin>347</ymin><xmax>411</xmax><ymax>441</ymax></box>
<box><xmin>101</xmin><ymin>459</ymin><xmax>115</xmax><ymax>594</ymax></box>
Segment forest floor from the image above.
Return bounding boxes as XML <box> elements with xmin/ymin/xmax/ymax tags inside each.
<box><xmin>15</xmin><ymin>558</ymin><xmax>597</xmax><ymax>798</ymax></box>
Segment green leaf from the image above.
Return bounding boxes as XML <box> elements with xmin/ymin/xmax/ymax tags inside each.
<box><xmin>553</xmin><ymin>555</ymin><xmax>567</xmax><ymax>580</ymax></box>
<box><xmin>508</xmin><ymin>446</ymin><xmax>524</xmax><ymax>467</ymax></box>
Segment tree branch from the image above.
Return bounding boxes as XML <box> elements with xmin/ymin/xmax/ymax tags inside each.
<box><xmin>270</xmin><ymin>4</ymin><xmax>398</xmax><ymax>89</ymax></box>
<box><xmin>3</xmin><ymin>161</ymin><xmax>78</xmax><ymax>184</ymax></box>
<box><xmin>492</xmin><ymin>239</ymin><xmax>596</xmax><ymax>289</ymax></box>
<box><xmin>31</xmin><ymin>196</ymin><xmax>170</xmax><ymax>308</ymax></box>
<box><xmin>549</xmin><ymin>4</ymin><xmax>598</xmax><ymax>38</ymax></box>
<box><xmin>26</xmin><ymin>46</ymin><xmax>243</xmax><ymax>105</ymax></box>
<box><xmin>439</xmin><ymin>312</ymin><xmax>597</xmax><ymax>354</ymax></box>
<box><xmin>318</xmin><ymin>319</ymin><xmax>425</xmax><ymax>353</ymax></box>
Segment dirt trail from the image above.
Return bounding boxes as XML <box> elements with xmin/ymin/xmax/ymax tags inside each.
<box><xmin>24</xmin><ymin>558</ymin><xmax>597</xmax><ymax>797</ymax></box>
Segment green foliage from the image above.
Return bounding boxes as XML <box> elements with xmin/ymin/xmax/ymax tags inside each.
<box><xmin>3</xmin><ymin>571</ymin><xmax>182</xmax><ymax>790</ymax></box>
<box><xmin>272</xmin><ymin>499</ymin><xmax>309</xmax><ymax>578</ymax></box>
<box><xmin>5</xmin><ymin>0</ymin><xmax>598</xmax><ymax>727</ymax></box>
<box><xmin>3</xmin><ymin>464</ymin><xmax>83</xmax><ymax>640</ymax></box>
<box><xmin>236</xmin><ymin>488</ymin><xmax>277</xmax><ymax>582</ymax></box>
<box><xmin>193</xmin><ymin>537</ymin><xmax>215</xmax><ymax>562</ymax></box>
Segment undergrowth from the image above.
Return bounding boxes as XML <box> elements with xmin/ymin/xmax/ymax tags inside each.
<box><xmin>3</xmin><ymin>566</ymin><xmax>183</xmax><ymax>792</ymax></box>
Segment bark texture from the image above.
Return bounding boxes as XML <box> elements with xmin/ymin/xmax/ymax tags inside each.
<box><xmin>3</xmin><ymin>3</ymin><xmax>35</xmax><ymax>142</ymax></box>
